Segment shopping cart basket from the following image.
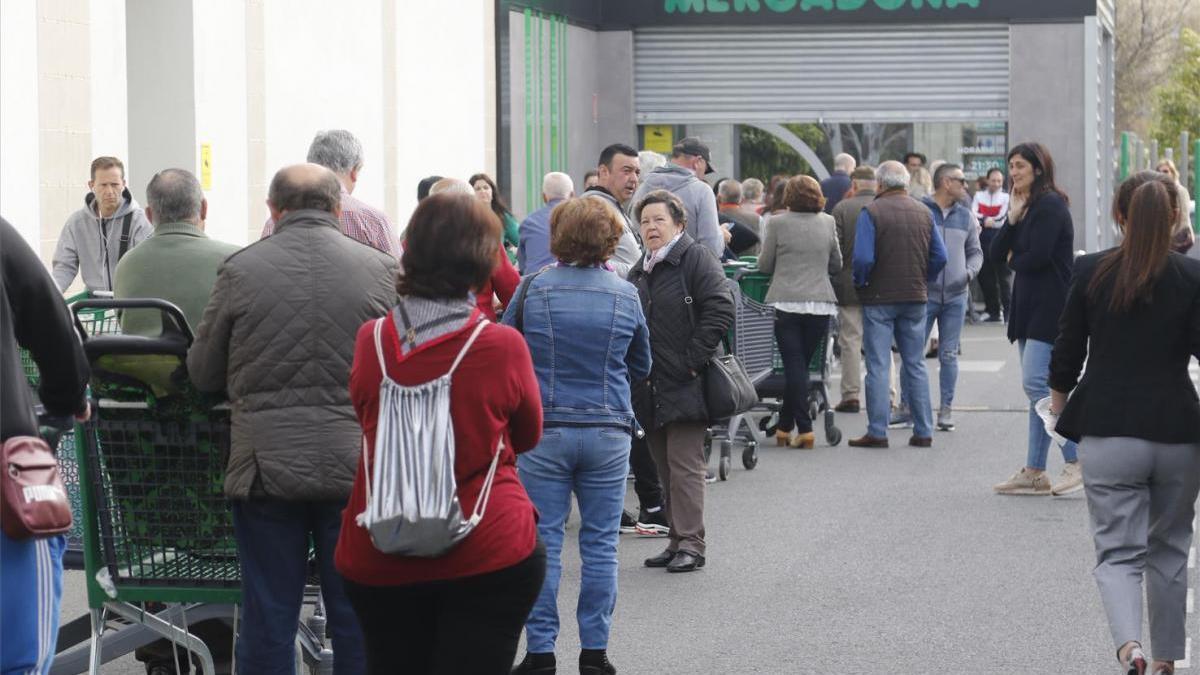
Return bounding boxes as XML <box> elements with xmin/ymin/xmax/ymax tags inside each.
<box><xmin>21</xmin><ymin>291</ymin><xmax>119</xmax><ymax>570</ymax></box>
<box><xmin>51</xmin><ymin>298</ymin><xmax>335</xmax><ymax>675</ymax></box>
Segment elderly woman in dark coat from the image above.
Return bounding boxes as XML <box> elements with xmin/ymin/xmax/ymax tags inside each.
<box><xmin>626</xmin><ymin>190</ymin><xmax>735</xmax><ymax>574</ymax></box>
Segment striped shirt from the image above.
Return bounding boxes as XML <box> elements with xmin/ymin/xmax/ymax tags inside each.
<box><xmin>261</xmin><ymin>186</ymin><xmax>400</xmax><ymax>257</ymax></box>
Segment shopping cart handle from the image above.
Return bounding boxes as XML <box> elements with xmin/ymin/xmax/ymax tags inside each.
<box><xmin>70</xmin><ymin>298</ymin><xmax>195</xmax><ymax>343</ymax></box>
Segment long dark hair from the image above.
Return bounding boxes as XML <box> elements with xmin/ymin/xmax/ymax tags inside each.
<box><xmin>468</xmin><ymin>173</ymin><xmax>513</xmax><ymax>219</ymax></box>
<box><xmin>1088</xmin><ymin>178</ymin><xmax>1178</xmax><ymax>313</ymax></box>
<box><xmin>1007</xmin><ymin>142</ymin><xmax>1068</xmax><ymax>205</ymax></box>
<box><xmin>1112</xmin><ymin>170</ymin><xmax>1180</xmax><ymax>228</ymax></box>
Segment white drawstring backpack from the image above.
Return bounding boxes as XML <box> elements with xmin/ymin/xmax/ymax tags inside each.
<box><xmin>355</xmin><ymin>316</ymin><xmax>502</xmax><ymax>557</ymax></box>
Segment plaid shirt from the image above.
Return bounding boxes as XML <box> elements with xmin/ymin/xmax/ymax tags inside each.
<box><xmin>261</xmin><ymin>187</ymin><xmax>399</xmax><ymax>257</ymax></box>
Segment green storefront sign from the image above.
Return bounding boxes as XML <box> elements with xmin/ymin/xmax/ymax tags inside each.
<box><xmin>502</xmin><ymin>0</ymin><xmax>1098</xmax><ymax>26</ymax></box>
<box><xmin>664</xmin><ymin>0</ymin><xmax>979</xmax><ymax>14</ymax></box>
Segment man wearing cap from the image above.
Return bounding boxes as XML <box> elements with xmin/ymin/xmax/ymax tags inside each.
<box><xmin>630</xmin><ymin>137</ymin><xmax>724</xmax><ymax>258</ymax></box>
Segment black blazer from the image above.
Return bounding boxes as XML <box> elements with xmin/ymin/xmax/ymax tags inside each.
<box><xmin>1050</xmin><ymin>250</ymin><xmax>1200</xmax><ymax>444</ymax></box>
<box><xmin>989</xmin><ymin>192</ymin><xmax>1075</xmax><ymax>344</ymax></box>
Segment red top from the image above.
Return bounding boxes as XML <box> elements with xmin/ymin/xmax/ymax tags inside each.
<box><xmin>477</xmin><ymin>248</ymin><xmax>520</xmax><ymax>320</ymax></box>
<box><xmin>334</xmin><ymin>311</ymin><xmax>543</xmax><ymax>586</ymax></box>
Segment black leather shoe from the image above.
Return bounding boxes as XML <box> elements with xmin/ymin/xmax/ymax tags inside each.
<box><xmin>908</xmin><ymin>435</ymin><xmax>932</xmax><ymax>448</ymax></box>
<box><xmin>512</xmin><ymin>652</ymin><xmax>556</xmax><ymax>674</ymax></box>
<box><xmin>666</xmin><ymin>550</ymin><xmax>705</xmax><ymax>573</ymax></box>
<box><xmin>643</xmin><ymin>549</ymin><xmax>676</xmax><ymax>568</ymax></box>
<box><xmin>579</xmin><ymin>649</ymin><xmax>616</xmax><ymax>675</ymax></box>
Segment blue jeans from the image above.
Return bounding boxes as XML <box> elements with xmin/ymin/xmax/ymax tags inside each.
<box><xmin>231</xmin><ymin>499</ymin><xmax>365</xmax><ymax>675</ymax></box>
<box><xmin>517</xmin><ymin>426</ymin><xmax>631</xmax><ymax>653</ymax></box>
<box><xmin>924</xmin><ymin>292</ymin><xmax>968</xmax><ymax>409</ymax></box>
<box><xmin>1018</xmin><ymin>339</ymin><xmax>1079</xmax><ymax>470</ymax></box>
<box><xmin>1</xmin><ymin>532</ymin><xmax>65</xmax><ymax>675</ymax></box>
<box><xmin>863</xmin><ymin>303</ymin><xmax>933</xmax><ymax>438</ymax></box>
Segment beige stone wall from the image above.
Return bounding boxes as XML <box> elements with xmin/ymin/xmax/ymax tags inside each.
<box><xmin>37</xmin><ymin>0</ymin><xmax>92</xmax><ymax>278</ymax></box>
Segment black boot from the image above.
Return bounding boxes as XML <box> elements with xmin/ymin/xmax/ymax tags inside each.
<box><xmin>512</xmin><ymin>651</ymin><xmax>556</xmax><ymax>674</ymax></box>
<box><xmin>579</xmin><ymin>649</ymin><xmax>616</xmax><ymax>675</ymax></box>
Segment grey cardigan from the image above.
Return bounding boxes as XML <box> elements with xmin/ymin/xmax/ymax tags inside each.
<box><xmin>758</xmin><ymin>210</ymin><xmax>842</xmax><ymax>305</ymax></box>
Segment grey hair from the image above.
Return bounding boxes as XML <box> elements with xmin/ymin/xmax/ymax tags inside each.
<box><xmin>428</xmin><ymin>178</ymin><xmax>474</xmax><ymax>197</ymax></box>
<box><xmin>542</xmin><ymin>172</ymin><xmax>574</xmax><ymax>200</ymax></box>
<box><xmin>876</xmin><ymin>161</ymin><xmax>911</xmax><ymax>191</ymax></box>
<box><xmin>932</xmin><ymin>163</ymin><xmax>962</xmax><ymax>191</ymax></box>
<box><xmin>638</xmin><ymin>150</ymin><xmax>666</xmax><ymax>176</ymax></box>
<box><xmin>306</xmin><ymin>129</ymin><xmax>363</xmax><ymax>175</ymax></box>
<box><xmin>145</xmin><ymin>168</ymin><xmax>203</xmax><ymax>224</ymax></box>
<box><xmin>717</xmin><ymin>179</ymin><xmax>742</xmax><ymax>204</ymax></box>
<box><xmin>834</xmin><ymin>153</ymin><xmax>857</xmax><ymax>173</ymax></box>
<box><xmin>742</xmin><ymin>178</ymin><xmax>764</xmax><ymax>201</ymax></box>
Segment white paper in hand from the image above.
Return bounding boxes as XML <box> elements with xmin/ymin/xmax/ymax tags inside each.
<box><xmin>1034</xmin><ymin>397</ymin><xmax>1068</xmax><ymax>447</ymax></box>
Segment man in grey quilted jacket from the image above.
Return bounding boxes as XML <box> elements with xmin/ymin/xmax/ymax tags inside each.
<box><xmin>187</xmin><ymin>163</ymin><xmax>397</xmax><ymax>675</ymax></box>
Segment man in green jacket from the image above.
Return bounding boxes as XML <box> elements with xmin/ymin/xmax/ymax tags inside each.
<box><xmin>114</xmin><ymin>168</ymin><xmax>240</xmax><ymax>336</ymax></box>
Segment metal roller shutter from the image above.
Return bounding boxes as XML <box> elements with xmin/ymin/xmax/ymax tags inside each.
<box><xmin>634</xmin><ymin>24</ymin><xmax>1010</xmax><ymax>124</ymax></box>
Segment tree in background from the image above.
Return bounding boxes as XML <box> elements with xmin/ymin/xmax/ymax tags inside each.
<box><xmin>1115</xmin><ymin>0</ymin><xmax>1198</xmax><ymax>140</ymax></box>
<box><xmin>738</xmin><ymin>123</ymin><xmax>829</xmax><ymax>181</ymax></box>
<box><xmin>822</xmin><ymin>123</ymin><xmax>910</xmax><ymax>166</ymax></box>
<box><xmin>1150</xmin><ymin>28</ymin><xmax>1200</xmax><ymax>186</ymax></box>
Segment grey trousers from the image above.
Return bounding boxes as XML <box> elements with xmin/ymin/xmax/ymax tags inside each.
<box><xmin>837</xmin><ymin>305</ymin><xmax>863</xmax><ymax>400</ymax></box>
<box><xmin>646</xmin><ymin>421</ymin><xmax>708</xmax><ymax>556</ymax></box>
<box><xmin>1080</xmin><ymin>436</ymin><xmax>1200</xmax><ymax>661</ymax></box>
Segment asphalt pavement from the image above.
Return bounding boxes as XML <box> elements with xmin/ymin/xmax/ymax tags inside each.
<box><xmin>54</xmin><ymin>321</ymin><xmax>1197</xmax><ymax>674</ymax></box>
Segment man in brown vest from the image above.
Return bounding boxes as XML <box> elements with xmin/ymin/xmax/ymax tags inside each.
<box><xmin>847</xmin><ymin>161</ymin><xmax>947</xmax><ymax>449</ymax></box>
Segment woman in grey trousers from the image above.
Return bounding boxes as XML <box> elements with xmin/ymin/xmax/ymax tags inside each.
<box><xmin>1049</xmin><ymin>174</ymin><xmax>1200</xmax><ymax>675</ymax></box>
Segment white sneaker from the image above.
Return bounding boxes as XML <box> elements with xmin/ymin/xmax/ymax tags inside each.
<box><xmin>993</xmin><ymin>467</ymin><xmax>1051</xmax><ymax>495</ymax></box>
<box><xmin>1050</xmin><ymin>462</ymin><xmax>1084</xmax><ymax>496</ymax></box>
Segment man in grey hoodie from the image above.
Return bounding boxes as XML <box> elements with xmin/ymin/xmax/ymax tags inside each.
<box><xmin>52</xmin><ymin>156</ymin><xmax>153</xmax><ymax>293</ymax></box>
<box><xmin>630</xmin><ymin>137</ymin><xmax>724</xmax><ymax>258</ymax></box>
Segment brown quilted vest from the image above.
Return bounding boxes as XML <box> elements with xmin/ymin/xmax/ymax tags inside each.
<box><xmin>856</xmin><ymin>190</ymin><xmax>934</xmax><ymax>305</ymax></box>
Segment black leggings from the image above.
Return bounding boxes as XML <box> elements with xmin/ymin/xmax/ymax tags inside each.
<box><xmin>343</xmin><ymin>541</ymin><xmax>546</xmax><ymax>675</ymax></box>
<box><xmin>774</xmin><ymin>312</ymin><xmax>830</xmax><ymax>434</ymax></box>
<box><xmin>630</xmin><ymin>433</ymin><xmax>664</xmax><ymax>510</ymax></box>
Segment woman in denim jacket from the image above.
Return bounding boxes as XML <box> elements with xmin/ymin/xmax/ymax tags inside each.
<box><xmin>504</xmin><ymin>198</ymin><xmax>652</xmax><ymax>675</ymax></box>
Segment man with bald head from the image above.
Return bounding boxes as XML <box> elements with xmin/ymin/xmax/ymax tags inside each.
<box><xmin>188</xmin><ymin>162</ymin><xmax>396</xmax><ymax>674</ymax></box>
<box><xmin>519</xmin><ymin>171</ymin><xmax>574</xmax><ymax>273</ymax></box>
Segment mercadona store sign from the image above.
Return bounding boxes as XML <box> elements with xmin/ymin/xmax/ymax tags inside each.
<box><xmin>640</xmin><ymin>0</ymin><xmax>1097</xmax><ymax>22</ymax></box>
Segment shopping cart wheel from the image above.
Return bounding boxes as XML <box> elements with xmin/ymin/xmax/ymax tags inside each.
<box><xmin>742</xmin><ymin>442</ymin><xmax>758</xmax><ymax>470</ymax></box>
<box><xmin>824</xmin><ymin>410</ymin><xmax>842</xmax><ymax>446</ymax></box>
<box><xmin>717</xmin><ymin>440</ymin><xmax>732</xmax><ymax>481</ymax></box>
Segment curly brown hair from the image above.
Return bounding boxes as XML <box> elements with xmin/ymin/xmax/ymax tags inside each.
<box><xmin>783</xmin><ymin>175</ymin><xmax>825</xmax><ymax>213</ymax></box>
<box><xmin>551</xmin><ymin>198</ymin><xmax>624</xmax><ymax>266</ymax></box>
<box><xmin>397</xmin><ymin>193</ymin><xmax>499</xmax><ymax>299</ymax></box>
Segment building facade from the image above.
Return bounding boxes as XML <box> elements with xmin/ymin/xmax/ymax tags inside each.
<box><xmin>1</xmin><ymin>0</ymin><xmax>498</xmax><ymax>270</ymax></box>
<box><xmin>502</xmin><ymin>0</ymin><xmax>1116</xmax><ymax>251</ymax></box>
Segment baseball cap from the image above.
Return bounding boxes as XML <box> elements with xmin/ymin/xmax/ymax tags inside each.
<box><xmin>674</xmin><ymin>137</ymin><xmax>715</xmax><ymax>175</ymax></box>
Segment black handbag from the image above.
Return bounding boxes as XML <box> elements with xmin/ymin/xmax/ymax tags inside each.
<box><xmin>704</xmin><ymin>347</ymin><xmax>759</xmax><ymax>421</ymax></box>
<box><xmin>678</xmin><ymin>264</ymin><xmax>758</xmax><ymax>421</ymax></box>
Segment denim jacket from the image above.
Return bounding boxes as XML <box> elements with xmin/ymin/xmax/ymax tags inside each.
<box><xmin>501</xmin><ymin>265</ymin><xmax>652</xmax><ymax>433</ymax></box>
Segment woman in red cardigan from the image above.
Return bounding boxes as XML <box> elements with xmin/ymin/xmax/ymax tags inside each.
<box><xmin>335</xmin><ymin>193</ymin><xmax>545</xmax><ymax>674</ymax></box>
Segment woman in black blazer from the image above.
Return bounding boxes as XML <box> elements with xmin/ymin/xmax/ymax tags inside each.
<box><xmin>1048</xmin><ymin>173</ymin><xmax>1200</xmax><ymax>675</ymax></box>
<box><xmin>989</xmin><ymin>143</ymin><xmax>1082</xmax><ymax>496</ymax></box>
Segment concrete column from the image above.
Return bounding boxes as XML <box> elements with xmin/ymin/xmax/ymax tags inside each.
<box><xmin>125</xmin><ymin>0</ymin><xmax>197</xmax><ymax>207</ymax></box>
<box><xmin>1</xmin><ymin>0</ymin><xmax>42</xmax><ymax>249</ymax></box>
<box><xmin>1008</xmin><ymin>22</ymin><xmax>1087</xmax><ymax>248</ymax></box>
<box><xmin>244</xmin><ymin>0</ymin><xmax>266</xmax><ymax>243</ymax></box>
<box><xmin>37</xmin><ymin>0</ymin><xmax>94</xmax><ymax>269</ymax></box>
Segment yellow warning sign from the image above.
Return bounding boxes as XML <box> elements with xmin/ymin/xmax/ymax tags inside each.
<box><xmin>643</xmin><ymin>125</ymin><xmax>673</xmax><ymax>154</ymax></box>
<box><xmin>200</xmin><ymin>143</ymin><xmax>212</xmax><ymax>189</ymax></box>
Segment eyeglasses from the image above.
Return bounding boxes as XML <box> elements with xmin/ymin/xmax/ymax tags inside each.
<box><xmin>951</xmin><ymin>177</ymin><xmax>968</xmax><ymax>184</ymax></box>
